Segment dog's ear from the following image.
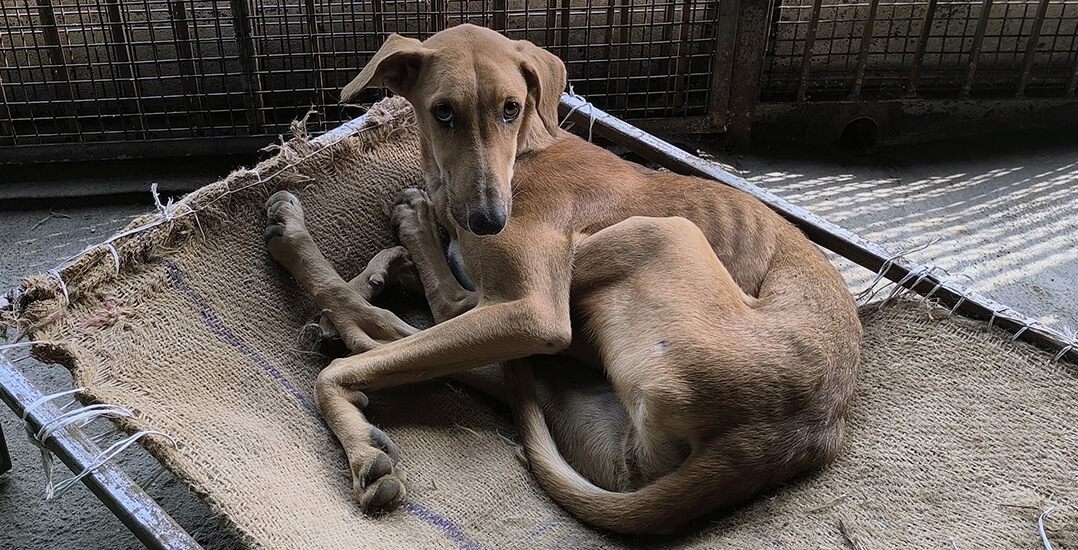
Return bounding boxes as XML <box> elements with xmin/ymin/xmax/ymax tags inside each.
<box><xmin>516</xmin><ymin>40</ymin><xmax>567</xmax><ymax>137</ymax></box>
<box><xmin>341</xmin><ymin>34</ymin><xmax>428</xmax><ymax>102</ymax></box>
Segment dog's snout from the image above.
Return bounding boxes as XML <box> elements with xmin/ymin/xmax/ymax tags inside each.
<box><xmin>467</xmin><ymin>207</ymin><xmax>507</xmax><ymax>235</ymax></box>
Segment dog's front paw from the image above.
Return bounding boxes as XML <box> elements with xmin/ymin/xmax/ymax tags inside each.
<box><xmin>264</xmin><ymin>190</ymin><xmax>312</xmax><ymax>263</ymax></box>
<box><xmin>351</xmin><ymin>427</ymin><xmax>407</xmax><ymax>514</ymax></box>
<box><xmin>391</xmin><ymin>188</ymin><xmax>437</xmax><ymax>245</ymax></box>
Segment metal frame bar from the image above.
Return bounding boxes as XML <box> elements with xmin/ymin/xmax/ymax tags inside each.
<box><xmin>961</xmin><ymin>0</ymin><xmax>994</xmax><ymax>98</ymax></box>
<box><xmin>724</xmin><ymin>0</ymin><xmax>772</xmax><ymax>145</ymax></box>
<box><xmin>708</xmin><ymin>0</ymin><xmax>740</xmax><ymax>128</ymax></box>
<box><xmin>0</xmin><ymin>422</ymin><xmax>10</xmax><ymax>475</ymax></box>
<box><xmin>559</xmin><ymin>93</ymin><xmax>1078</xmax><ymax>363</ymax></box>
<box><xmin>796</xmin><ymin>0</ymin><xmax>823</xmax><ymax>102</ymax></box>
<box><xmin>850</xmin><ymin>0</ymin><xmax>880</xmax><ymax>99</ymax></box>
<box><xmin>0</xmin><ymin>354</ymin><xmax>201</xmax><ymax>549</ymax></box>
<box><xmin>229</xmin><ymin>0</ymin><xmax>267</xmax><ymax>134</ymax></box>
<box><xmin>1017</xmin><ymin>0</ymin><xmax>1052</xmax><ymax>98</ymax></box>
<box><xmin>906</xmin><ymin>0</ymin><xmax>939</xmax><ymax>98</ymax></box>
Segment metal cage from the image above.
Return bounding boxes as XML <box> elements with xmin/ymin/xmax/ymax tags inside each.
<box><xmin>1</xmin><ymin>0</ymin><xmax>1076</xmax><ymax>160</ymax></box>
<box><xmin>0</xmin><ymin>0</ymin><xmax>722</xmax><ymax>159</ymax></box>
<box><xmin>762</xmin><ymin>0</ymin><xmax>1078</xmax><ymax>102</ymax></box>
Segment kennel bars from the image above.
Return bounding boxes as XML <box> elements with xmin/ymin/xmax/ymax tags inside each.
<box><xmin>1</xmin><ymin>0</ymin><xmax>1076</xmax><ymax>161</ymax></box>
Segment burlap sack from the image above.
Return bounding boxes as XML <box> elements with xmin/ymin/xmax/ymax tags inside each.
<box><xmin>9</xmin><ymin>97</ymin><xmax>1076</xmax><ymax>549</ymax></box>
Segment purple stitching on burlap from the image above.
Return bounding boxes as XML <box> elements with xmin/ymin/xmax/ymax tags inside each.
<box><xmin>163</xmin><ymin>260</ymin><xmax>485</xmax><ymax>548</ymax></box>
<box><xmin>162</xmin><ymin>259</ymin><xmax>318</xmax><ymax>416</ymax></box>
<box><xmin>400</xmin><ymin>501</ymin><xmax>484</xmax><ymax>550</ymax></box>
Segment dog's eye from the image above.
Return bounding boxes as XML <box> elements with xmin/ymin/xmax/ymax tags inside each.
<box><xmin>503</xmin><ymin>100</ymin><xmax>520</xmax><ymax>122</ymax></box>
<box><xmin>432</xmin><ymin>103</ymin><xmax>453</xmax><ymax>125</ymax></box>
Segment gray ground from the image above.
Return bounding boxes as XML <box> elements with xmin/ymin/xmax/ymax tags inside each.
<box><xmin>1</xmin><ymin>134</ymin><xmax>1075</xmax><ymax>549</ymax></box>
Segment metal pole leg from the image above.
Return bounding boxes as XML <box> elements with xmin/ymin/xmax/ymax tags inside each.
<box><xmin>0</xmin><ymin>423</ymin><xmax>11</xmax><ymax>475</ymax></box>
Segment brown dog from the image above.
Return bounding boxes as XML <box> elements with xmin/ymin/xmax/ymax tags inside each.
<box><xmin>264</xmin><ymin>24</ymin><xmax>861</xmax><ymax>534</ymax></box>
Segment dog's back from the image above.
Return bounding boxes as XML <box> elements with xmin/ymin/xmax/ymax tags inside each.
<box><xmin>506</xmin><ymin>130</ymin><xmax>861</xmax><ymax>534</ymax></box>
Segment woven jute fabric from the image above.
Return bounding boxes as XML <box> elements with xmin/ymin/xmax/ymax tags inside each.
<box><xmin>8</xmin><ymin>97</ymin><xmax>1076</xmax><ymax>549</ymax></box>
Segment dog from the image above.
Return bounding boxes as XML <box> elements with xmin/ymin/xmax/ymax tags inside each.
<box><xmin>264</xmin><ymin>24</ymin><xmax>861</xmax><ymax>534</ymax></box>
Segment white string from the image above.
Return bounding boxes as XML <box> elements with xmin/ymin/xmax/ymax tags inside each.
<box><xmin>150</xmin><ymin>183</ymin><xmax>173</xmax><ymax>221</ymax></box>
<box><xmin>560</xmin><ymin>87</ymin><xmax>597</xmax><ymax>142</ymax></box>
<box><xmin>33</xmin><ymin>404</ymin><xmax>133</xmax><ymax>446</ymax></box>
<box><xmin>1038</xmin><ymin>507</ymin><xmax>1055</xmax><ymax>550</ymax></box>
<box><xmin>104</xmin><ymin>242</ymin><xmax>121</xmax><ymax>274</ymax></box>
<box><xmin>856</xmin><ymin>237</ymin><xmax>941</xmax><ymax>304</ymax></box>
<box><xmin>1051</xmin><ymin>327</ymin><xmax>1075</xmax><ymax>363</ymax></box>
<box><xmin>886</xmin><ymin>263</ymin><xmax>932</xmax><ymax>300</ymax></box>
<box><xmin>986</xmin><ymin>305</ymin><xmax>1008</xmax><ymax>332</ymax></box>
<box><xmin>1011</xmin><ymin>319</ymin><xmax>1037</xmax><ymax>341</ymax></box>
<box><xmin>48</xmin><ymin>430</ymin><xmax>176</xmax><ymax>499</ymax></box>
<box><xmin>17</xmin><ymin>386</ymin><xmax>177</xmax><ymax>500</ymax></box>
<box><xmin>948</xmin><ymin>285</ymin><xmax>975</xmax><ymax>316</ymax></box>
<box><xmin>0</xmin><ymin>340</ymin><xmax>43</xmax><ymax>353</ymax></box>
<box><xmin>21</xmin><ymin>387</ymin><xmax>87</xmax><ymax>422</ymax></box>
<box><xmin>46</xmin><ymin>269</ymin><xmax>69</xmax><ymax>306</ymax></box>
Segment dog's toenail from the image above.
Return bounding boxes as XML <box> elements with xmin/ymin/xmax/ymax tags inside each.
<box><xmin>368</xmin><ymin>478</ymin><xmax>401</xmax><ymax>510</ymax></box>
<box><xmin>263</xmin><ymin>225</ymin><xmax>285</xmax><ymax>242</ymax></box>
<box><xmin>364</xmin><ymin>453</ymin><xmax>393</xmax><ymax>486</ymax></box>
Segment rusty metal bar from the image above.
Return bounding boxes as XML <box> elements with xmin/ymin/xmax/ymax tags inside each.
<box><xmin>796</xmin><ymin>0</ymin><xmax>823</xmax><ymax>102</ymax></box>
<box><xmin>492</xmin><ymin>0</ymin><xmax>506</xmax><ymax>31</ymax></box>
<box><xmin>671</xmin><ymin>0</ymin><xmax>694</xmax><ymax>111</ymax></box>
<box><xmin>559</xmin><ymin>93</ymin><xmax>1078</xmax><ymax>364</ymax></box>
<box><xmin>104</xmin><ymin>0</ymin><xmax>147</xmax><ymax>136</ymax></box>
<box><xmin>1016</xmin><ymin>0</ymin><xmax>1051</xmax><ymax>98</ymax></box>
<box><xmin>304</xmin><ymin>0</ymin><xmax>327</xmax><ymax>109</ymax></box>
<box><xmin>1069</xmin><ymin>51</ymin><xmax>1078</xmax><ymax>96</ymax></box>
<box><xmin>0</xmin><ymin>354</ymin><xmax>202</xmax><ymax>549</ymax></box>
<box><xmin>707</xmin><ymin>0</ymin><xmax>740</xmax><ymax>128</ymax></box>
<box><xmin>615</xmin><ymin>0</ymin><xmax>631</xmax><ymax>111</ymax></box>
<box><xmin>658</xmin><ymin>0</ymin><xmax>679</xmax><ymax>89</ymax></box>
<box><xmin>725</xmin><ymin>0</ymin><xmax>771</xmax><ymax>146</ymax></box>
<box><xmin>0</xmin><ymin>423</ymin><xmax>10</xmax><ymax>475</ymax></box>
<box><xmin>960</xmin><ymin>0</ymin><xmax>994</xmax><ymax>98</ymax></box>
<box><xmin>429</xmin><ymin>0</ymin><xmax>446</xmax><ymax>33</ymax></box>
<box><xmin>546</xmin><ymin>0</ymin><xmax>558</xmax><ymax>50</ymax></box>
<box><xmin>850</xmin><ymin>0</ymin><xmax>880</xmax><ymax>99</ymax></box>
<box><xmin>0</xmin><ymin>79</ymin><xmax>14</xmax><ymax>147</ymax></box>
<box><xmin>560</xmin><ymin>0</ymin><xmax>571</xmax><ymax>60</ymax></box>
<box><xmin>168</xmin><ymin>0</ymin><xmax>206</xmax><ymax>131</ymax></box>
<box><xmin>228</xmin><ymin>0</ymin><xmax>266</xmax><ymax>133</ymax></box>
<box><xmin>371</xmin><ymin>0</ymin><xmax>385</xmax><ymax>38</ymax></box>
<box><xmin>35</xmin><ymin>0</ymin><xmax>80</xmax><ymax>136</ymax></box>
<box><xmin>906</xmin><ymin>0</ymin><xmax>939</xmax><ymax>98</ymax></box>
<box><xmin>602</xmin><ymin>0</ymin><xmax>617</xmax><ymax>74</ymax></box>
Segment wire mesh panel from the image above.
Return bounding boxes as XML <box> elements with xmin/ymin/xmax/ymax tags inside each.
<box><xmin>761</xmin><ymin>0</ymin><xmax>1078</xmax><ymax>102</ymax></box>
<box><xmin>0</xmin><ymin>0</ymin><xmax>721</xmax><ymax>154</ymax></box>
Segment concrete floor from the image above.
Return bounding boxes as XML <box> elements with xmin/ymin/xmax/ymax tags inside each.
<box><xmin>1</xmin><ymin>134</ymin><xmax>1076</xmax><ymax>549</ymax></box>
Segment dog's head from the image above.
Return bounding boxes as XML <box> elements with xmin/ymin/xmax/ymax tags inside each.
<box><xmin>341</xmin><ymin>24</ymin><xmax>566</xmax><ymax>236</ymax></box>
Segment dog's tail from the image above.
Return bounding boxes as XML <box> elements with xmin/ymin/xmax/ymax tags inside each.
<box><xmin>504</xmin><ymin>361</ymin><xmax>745</xmax><ymax>535</ymax></box>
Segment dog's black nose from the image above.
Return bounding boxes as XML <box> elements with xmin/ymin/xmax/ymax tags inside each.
<box><xmin>468</xmin><ymin>207</ymin><xmax>507</xmax><ymax>235</ymax></box>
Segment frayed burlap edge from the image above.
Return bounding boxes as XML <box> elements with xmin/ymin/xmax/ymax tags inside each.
<box><xmin>2</xmin><ymin>96</ymin><xmax>418</xmax><ymax>549</ymax></box>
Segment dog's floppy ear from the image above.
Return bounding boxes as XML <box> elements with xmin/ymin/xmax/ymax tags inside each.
<box><xmin>516</xmin><ymin>40</ymin><xmax>567</xmax><ymax>137</ymax></box>
<box><xmin>341</xmin><ymin>34</ymin><xmax>428</xmax><ymax>102</ymax></box>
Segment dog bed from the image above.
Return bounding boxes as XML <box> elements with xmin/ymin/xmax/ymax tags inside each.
<box><xmin>8</xmin><ymin>97</ymin><xmax>1076</xmax><ymax>549</ymax></box>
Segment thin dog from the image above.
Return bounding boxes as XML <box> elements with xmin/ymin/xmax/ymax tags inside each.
<box><xmin>264</xmin><ymin>24</ymin><xmax>861</xmax><ymax>534</ymax></box>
